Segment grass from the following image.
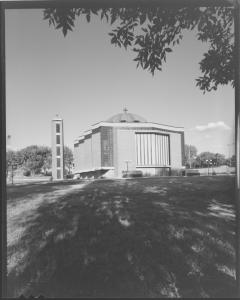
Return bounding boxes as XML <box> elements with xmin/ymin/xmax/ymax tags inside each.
<box><xmin>7</xmin><ymin>176</ymin><xmax>236</xmax><ymax>298</ymax></box>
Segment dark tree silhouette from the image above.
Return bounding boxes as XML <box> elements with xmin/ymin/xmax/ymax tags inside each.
<box><xmin>17</xmin><ymin>145</ymin><xmax>52</xmax><ymax>175</ymax></box>
<box><xmin>64</xmin><ymin>146</ymin><xmax>74</xmax><ymax>174</ymax></box>
<box><xmin>196</xmin><ymin>151</ymin><xmax>227</xmax><ymax>167</ymax></box>
<box><xmin>43</xmin><ymin>6</ymin><xmax>234</xmax><ymax>92</ymax></box>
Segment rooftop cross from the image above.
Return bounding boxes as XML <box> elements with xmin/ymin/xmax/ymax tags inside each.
<box><xmin>123</xmin><ymin>107</ymin><xmax>128</xmax><ymax>113</ymax></box>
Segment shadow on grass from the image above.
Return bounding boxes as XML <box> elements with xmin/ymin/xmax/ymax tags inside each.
<box><xmin>7</xmin><ymin>180</ymin><xmax>86</xmax><ymax>206</ymax></box>
<box><xmin>7</xmin><ymin>176</ymin><xmax>236</xmax><ymax>298</ymax></box>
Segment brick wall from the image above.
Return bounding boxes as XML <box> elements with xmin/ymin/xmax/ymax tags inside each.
<box><xmin>101</xmin><ymin>127</ymin><xmax>113</xmax><ymax>167</ymax></box>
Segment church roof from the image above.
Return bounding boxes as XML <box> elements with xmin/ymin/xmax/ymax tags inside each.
<box><xmin>106</xmin><ymin>108</ymin><xmax>147</xmax><ymax>123</ymax></box>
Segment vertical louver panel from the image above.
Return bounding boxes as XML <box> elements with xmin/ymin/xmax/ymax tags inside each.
<box><xmin>136</xmin><ymin>133</ymin><xmax>169</xmax><ymax>166</ymax></box>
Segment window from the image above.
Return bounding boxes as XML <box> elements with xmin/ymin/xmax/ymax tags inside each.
<box><xmin>57</xmin><ymin>158</ymin><xmax>61</xmax><ymax>167</ymax></box>
<box><xmin>136</xmin><ymin>133</ymin><xmax>170</xmax><ymax>166</ymax></box>
<box><xmin>57</xmin><ymin>169</ymin><xmax>61</xmax><ymax>179</ymax></box>
<box><xmin>56</xmin><ymin>146</ymin><xmax>60</xmax><ymax>156</ymax></box>
<box><xmin>56</xmin><ymin>135</ymin><xmax>60</xmax><ymax>144</ymax></box>
<box><xmin>56</xmin><ymin>123</ymin><xmax>60</xmax><ymax>133</ymax></box>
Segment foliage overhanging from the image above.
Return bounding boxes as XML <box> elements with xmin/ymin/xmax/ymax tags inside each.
<box><xmin>43</xmin><ymin>6</ymin><xmax>234</xmax><ymax>92</ymax></box>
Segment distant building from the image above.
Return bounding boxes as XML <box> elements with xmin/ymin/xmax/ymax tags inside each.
<box><xmin>51</xmin><ymin>115</ymin><xmax>65</xmax><ymax>180</ymax></box>
<box><xmin>74</xmin><ymin>109</ymin><xmax>185</xmax><ymax>178</ymax></box>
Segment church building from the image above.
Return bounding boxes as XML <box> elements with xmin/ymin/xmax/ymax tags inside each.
<box><xmin>73</xmin><ymin>109</ymin><xmax>185</xmax><ymax>178</ymax></box>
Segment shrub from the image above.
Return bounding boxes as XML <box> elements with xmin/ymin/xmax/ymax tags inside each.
<box><xmin>45</xmin><ymin>171</ymin><xmax>52</xmax><ymax>176</ymax></box>
<box><xmin>34</xmin><ymin>168</ymin><xmax>42</xmax><ymax>175</ymax></box>
<box><xmin>186</xmin><ymin>169</ymin><xmax>200</xmax><ymax>176</ymax></box>
<box><xmin>23</xmin><ymin>169</ymin><xmax>31</xmax><ymax>176</ymax></box>
<box><xmin>122</xmin><ymin>170</ymin><xmax>143</xmax><ymax>178</ymax></box>
<box><xmin>170</xmin><ymin>168</ymin><xmax>182</xmax><ymax>176</ymax></box>
<box><xmin>129</xmin><ymin>170</ymin><xmax>143</xmax><ymax>177</ymax></box>
<box><xmin>66</xmin><ymin>174</ymin><xmax>74</xmax><ymax>179</ymax></box>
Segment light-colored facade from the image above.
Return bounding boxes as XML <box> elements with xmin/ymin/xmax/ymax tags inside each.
<box><xmin>51</xmin><ymin>116</ymin><xmax>64</xmax><ymax>180</ymax></box>
<box><xmin>74</xmin><ymin>111</ymin><xmax>184</xmax><ymax>178</ymax></box>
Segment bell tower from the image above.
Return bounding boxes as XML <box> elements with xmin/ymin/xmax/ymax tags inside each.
<box><xmin>51</xmin><ymin>115</ymin><xmax>64</xmax><ymax>180</ymax></box>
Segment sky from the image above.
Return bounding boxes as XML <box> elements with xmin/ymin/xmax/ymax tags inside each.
<box><xmin>5</xmin><ymin>8</ymin><xmax>235</xmax><ymax>157</ymax></box>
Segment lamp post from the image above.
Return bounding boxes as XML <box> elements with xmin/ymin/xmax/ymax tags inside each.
<box><xmin>124</xmin><ymin>160</ymin><xmax>131</xmax><ymax>175</ymax></box>
<box><xmin>206</xmin><ymin>160</ymin><xmax>209</xmax><ymax>175</ymax></box>
<box><xmin>227</xmin><ymin>142</ymin><xmax>235</xmax><ymax>167</ymax></box>
<box><xmin>189</xmin><ymin>144</ymin><xmax>191</xmax><ymax>169</ymax></box>
<box><xmin>206</xmin><ymin>159</ymin><xmax>213</xmax><ymax>176</ymax></box>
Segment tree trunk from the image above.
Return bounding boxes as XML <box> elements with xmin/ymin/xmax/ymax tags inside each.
<box><xmin>234</xmin><ymin>0</ymin><xmax>240</xmax><ymax>296</ymax></box>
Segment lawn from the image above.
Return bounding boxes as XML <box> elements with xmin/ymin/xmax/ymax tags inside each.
<box><xmin>7</xmin><ymin>176</ymin><xmax>236</xmax><ymax>298</ymax></box>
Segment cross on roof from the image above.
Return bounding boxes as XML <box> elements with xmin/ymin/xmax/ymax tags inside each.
<box><xmin>123</xmin><ymin>107</ymin><xmax>128</xmax><ymax>113</ymax></box>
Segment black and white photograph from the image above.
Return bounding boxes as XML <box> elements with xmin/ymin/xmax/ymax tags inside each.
<box><xmin>1</xmin><ymin>0</ymin><xmax>239</xmax><ymax>298</ymax></box>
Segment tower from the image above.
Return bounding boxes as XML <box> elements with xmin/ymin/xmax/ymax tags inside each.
<box><xmin>51</xmin><ymin>115</ymin><xmax>64</xmax><ymax>180</ymax></box>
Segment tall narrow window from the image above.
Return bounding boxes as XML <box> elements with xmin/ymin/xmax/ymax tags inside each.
<box><xmin>56</xmin><ymin>123</ymin><xmax>60</xmax><ymax>133</ymax></box>
<box><xmin>57</xmin><ymin>158</ymin><xmax>61</xmax><ymax>167</ymax></box>
<box><xmin>56</xmin><ymin>135</ymin><xmax>60</xmax><ymax>144</ymax></box>
<box><xmin>56</xmin><ymin>146</ymin><xmax>60</xmax><ymax>156</ymax></box>
<box><xmin>57</xmin><ymin>169</ymin><xmax>61</xmax><ymax>179</ymax></box>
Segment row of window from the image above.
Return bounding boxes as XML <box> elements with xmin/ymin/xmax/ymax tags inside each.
<box><xmin>135</xmin><ymin>133</ymin><xmax>170</xmax><ymax>166</ymax></box>
<box><xmin>56</xmin><ymin>123</ymin><xmax>62</xmax><ymax>179</ymax></box>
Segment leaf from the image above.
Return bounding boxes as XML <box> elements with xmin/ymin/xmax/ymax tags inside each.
<box><xmin>110</xmin><ymin>36</ymin><xmax>117</xmax><ymax>44</ymax></box>
<box><xmin>90</xmin><ymin>8</ymin><xmax>99</xmax><ymax>15</ymax></box>
<box><xmin>42</xmin><ymin>6</ymin><xmax>234</xmax><ymax>92</ymax></box>
<box><xmin>140</xmin><ymin>12</ymin><xmax>146</xmax><ymax>25</ymax></box>
<box><xmin>144</xmin><ymin>61</ymin><xmax>149</xmax><ymax>69</ymax></box>
<box><xmin>86</xmin><ymin>13</ymin><xmax>90</xmax><ymax>23</ymax></box>
<box><xmin>110</xmin><ymin>9</ymin><xmax>117</xmax><ymax>25</ymax></box>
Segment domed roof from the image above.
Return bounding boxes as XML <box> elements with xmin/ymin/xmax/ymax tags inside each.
<box><xmin>106</xmin><ymin>108</ymin><xmax>147</xmax><ymax>123</ymax></box>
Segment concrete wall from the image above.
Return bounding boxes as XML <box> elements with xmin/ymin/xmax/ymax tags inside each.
<box><xmin>115</xmin><ymin>129</ymin><xmax>137</xmax><ymax>177</ymax></box>
<box><xmin>74</xmin><ymin>141</ymin><xmax>84</xmax><ymax>172</ymax></box>
<box><xmin>169</xmin><ymin>131</ymin><xmax>183</xmax><ymax>168</ymax></box>
<box><xmin>74</xmin><ymin>131</ymin><xmax>101</xmax><ymax>172</ymax></box>
<box><xmin>84</xmin><ymin>137</ymin><xmax>92</xmax><ymax>170</ymax></box>
<box><xmin>92</xmin><ymin>131</ymin><xmax>101</xmax><ymax>168</ymax></box>
<box><xmin>73</xmin><ymin>143</ymin><xmax>79</xmax><ymax>171</ymax></box>
<box><xmin>187</xmin><ymin>165</ymin><xmax>236</xmax><ymax>175</ymax></box>
<box><xmin>114</xmin><ymin>128</ymin><xmax>184</xmax><ymax>177</ymax></box>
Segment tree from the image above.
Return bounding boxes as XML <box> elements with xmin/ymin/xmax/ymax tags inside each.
<box><xmin>184</xmin><ymin>144</ymin><xmax>197</xmax><ymax>168</ymax></box>
<box><xmin>64</xmin><ymin>146</ymin><xmax>74</xmax><ymax>174</ymax></box>
<box><xmin>43</xmin><ymin>6</ymin><xmax>234</xmax><ymax>92</ymax></box>
<box><xmin>196</xmin><ymin>151</ymin><xmax>226</xmax><ymax>167</ymax></box>
<box><xmin>42</xmin><ymin>153</ymin><xmax>52</xmax><ymax>175</ymax></box>
<box><xmin>6</xmin><ymin>150</ymin><xmax>21</xmax><ymax>183</ymax></box>
<box><xmin>18</xmin><ymin>145</ymin><xmax>52</xmax><ymax>175</ymax></box>
<box><xmin>213</xmin><ymin>152</ymin><xmax>226</xmax><ymax>166</ymax></box>
<box><xmin>226</xmin><ymin>154</ymin><xmax>236</xmax><ymax>166</ymax></box>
